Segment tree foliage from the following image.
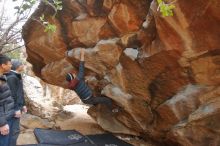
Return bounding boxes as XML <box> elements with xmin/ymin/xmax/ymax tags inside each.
<box><xmin>0</xmin><ymin>0</ymin><xmax>62</xmax><ymax>54</ymax></box>
<box><xmin>157</xmin><ymin>0</ymin><xmax>175</xmax><ymax>17</ymax></box>
<box><xmin>39</xmin><ymin>0</ymin><xmax>62</xmax><ymax>33</ymax></box>
<box><xmin>15</xmin><ymin>0</ymin><xmax>62</xmax><ymax>33</ymax></box>
<box><xmin>0</xmin><ymin>0</ymin><xmax>34</xmax><ymax>53</ymax></box>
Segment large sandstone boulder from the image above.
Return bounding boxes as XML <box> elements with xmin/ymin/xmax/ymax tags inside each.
<box><xmin>22</xmin><ymin>0</ymin><xmax>220</xmax><ymax>145</ymax></box>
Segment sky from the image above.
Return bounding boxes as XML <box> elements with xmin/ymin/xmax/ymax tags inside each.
<box><xmin>0</xmin><ymin>0</ymin><xmax>39</xmax><ymax>47</ymax></box>
<box><xmin>0</xmin><ymin>0</ymin><xmax>38</xmax><ymax>27</ymax></box>
<box><xmin>1</xmin><ymin>0</ymin><xmax>22</xmax><ymax>20</ymax></box>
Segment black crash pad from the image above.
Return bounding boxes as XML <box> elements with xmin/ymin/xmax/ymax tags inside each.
<box><xmin>87</xmin><ymin>133</ymin><xmax>133</xmax><ymax>146</ymax></box>
<box><xmin>18</xmin><ymin>143</ymin><xmax>95</xmax><ymax>146</ymax></box>
<box><xmin>34</xmin><ymin>128</ymin><xmax>94</xmax><ymax>145</ymax></box>
<box><xmin>18</xmin><ymin>144</ymin><xmax>57</xmax><ymax>146</ymax></box>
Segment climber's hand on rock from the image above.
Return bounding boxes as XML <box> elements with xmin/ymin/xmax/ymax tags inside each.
<box><xmin>80</xmin><ymin>48</ymin><xmax>85</xmax><ymax>61</ymax></box>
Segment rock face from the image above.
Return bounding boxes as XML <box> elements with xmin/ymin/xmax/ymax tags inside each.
<box><xmin>22</xmin><ymin>0</ymin><xmax>220</xmax><ymax>145</ymax></box>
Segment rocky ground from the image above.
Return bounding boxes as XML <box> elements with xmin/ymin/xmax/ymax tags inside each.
<box><xmin>17</xmin><ymin>104</ymin><xmax>156</xmax><ymax>146</ymax></box>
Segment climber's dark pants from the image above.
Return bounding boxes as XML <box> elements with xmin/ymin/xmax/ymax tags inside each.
<box><xmin>83</xmin><ymin>96</ymin><xmax>112</xmax><ymax>108</ymax></box>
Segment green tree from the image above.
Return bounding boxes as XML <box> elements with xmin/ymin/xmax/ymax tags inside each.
<box><xmin>14</xmin><ymin>0</ymin><xmax>62</xmax><ymax>33</ymax></box>
<box><xmin>157</xmin><ymin>0</ymin><xmax>175</xmax><ymax>17</ymax></box>
<box><xmin>0</xmin><ymin>0</ymin><xmax>62</xmax><ymax>54</ymax></box>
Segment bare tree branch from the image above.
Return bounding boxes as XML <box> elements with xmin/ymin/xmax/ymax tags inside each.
<box><xmin>41</xmin><ymin>0</ymin><xmax>58</xmax><ymax>17</ymax></box>
<box><xmin>0</xmin><ymin>0</ymin><xmax>6</xmax><ymax>31</ymax></box>
<box><xmin>0</xmin><ymin>0</ymin><xmax>61</xmax><ymax>53</ymax></box>
<box><xmin>1</xmin><ymin>45</ymin><xmax>24</xmax><ymax>54</ymax></box>
<box><xmin>0</xmin><ymin>0</ymin><xmax>36</xmax><ymax>53</ymax></box>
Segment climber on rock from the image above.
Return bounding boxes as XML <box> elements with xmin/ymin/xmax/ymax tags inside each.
<box><xmin>65</xmin><ymin>48</ymin><xmax>117</xmax><ymax>112</ymax></box>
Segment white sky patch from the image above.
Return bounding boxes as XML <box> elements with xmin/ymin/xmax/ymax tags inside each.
<box><xmin>0</xmin><ymin>0</ymin><xmax>38</xmax><ymax>47</ymax></box>
<box><xmin>0</xmin><ymin>0</ymin><xmax>38</xmax><ymax>26</ymax></box>
<box><xmin>0</xmin><ymin>0</ymin><xmax>21</xmax><ymax>19</ymax></box>
<box><xmin>123</xmin><ymin>48</ymin><xmax>138</xmax><ymax>61</ymax></box>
